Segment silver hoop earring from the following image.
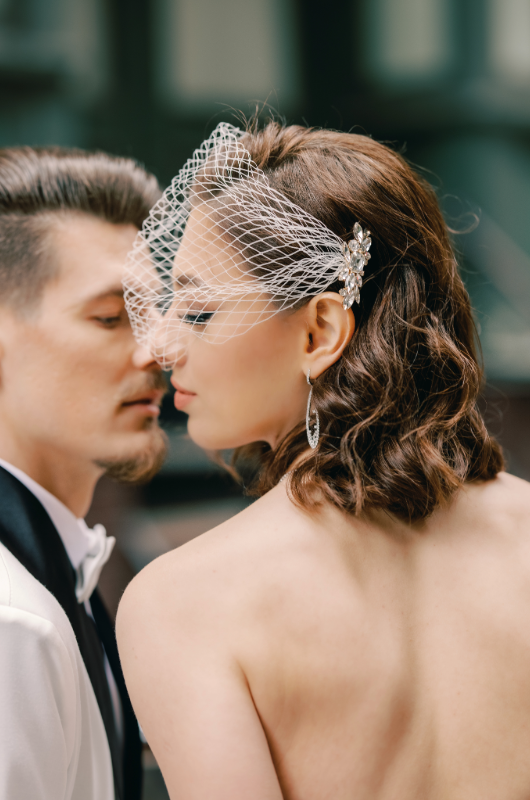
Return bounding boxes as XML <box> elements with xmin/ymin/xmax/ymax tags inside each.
<box><xmin>306</xmin><ymin>370</ymin><xmax>320</xmax><ymax>449</ymax></box>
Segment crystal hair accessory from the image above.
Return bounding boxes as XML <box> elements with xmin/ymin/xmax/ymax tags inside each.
<box><xmin>338</xmin><ymin>222</ymin><xmax>372</xmax><ymax>310</ymax></box>
<box><xmin>124</xmin><ymin>122</ymin><xmax>372</xmax><ymax>370</ymax></box>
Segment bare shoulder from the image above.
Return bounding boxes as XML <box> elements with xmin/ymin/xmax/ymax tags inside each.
<box><xmin>448</xmin><ymin>473</ymin><xmax>530</xmax><ymax>611</ymax></box>
<box><xmin>116</xmin><ymin>491</ymin><xmax>287</xmax><ymax>800</ymax></box>
<box><xmin>117</xmin><ymin>484</ymin><xmax>316</xmax><ymax>642</ymax></box>
<box><xmin>118</xmin><ymin>472</ymin><xmax>530</xmax><ymax>632</ymax></box>
<box><xmin>463</xmin><ymin>472</ymin><xmax>530</xmax><ymax>534</ymax></box>
<box><xmin>481</xmin><ymin>470</ymin><xmax>530</xmax><ymax>502</ymax></box>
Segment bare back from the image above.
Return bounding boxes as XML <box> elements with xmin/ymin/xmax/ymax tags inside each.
<box><xmin>118</xmin><ymin>472</ymin><xmax>530</xmax><ymax>800</ymax></box>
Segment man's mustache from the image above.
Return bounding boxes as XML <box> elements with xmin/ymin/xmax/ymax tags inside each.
<box><xmin>119</xmin><ymin>370</ymin><xmax>169</xmax><ymax>405</ymax></box>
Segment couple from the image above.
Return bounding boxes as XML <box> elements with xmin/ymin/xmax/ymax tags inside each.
<box><xmin>2</xmin><ymin>122</ymin><xmax>530</xmax><ymax>800</ymax></box>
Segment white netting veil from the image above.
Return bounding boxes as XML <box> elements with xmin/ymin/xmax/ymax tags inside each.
<box><xmin>124</xmin><ymin>122</ymin><xmax>371</xmax><ymax>369</ymax></box>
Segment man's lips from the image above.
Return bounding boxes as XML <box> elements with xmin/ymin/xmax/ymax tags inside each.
<box><xmin>170</xmin><ymin>379</ymin><xmax>197</xmax><ymax>411</ymax></box>
<box><xmin>121</xmin><ymin>390</ymin><xmax>164</xmax><ymax>416</ymax></box>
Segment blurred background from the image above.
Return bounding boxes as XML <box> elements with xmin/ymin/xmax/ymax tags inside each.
<box><xmin>2</xmin><ymin>0</ymin><xmax>529</xmax><ymax>796</ymax></box>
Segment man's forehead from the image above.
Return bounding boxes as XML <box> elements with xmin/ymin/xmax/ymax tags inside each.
<box><xmin>46</xmin><ymin>214</ymin><xmax>138</xmax><ymax>300</ymax></box>
<box><xmin>51</xmin><ymin>213</ymin><xmax>138</xmax><ymax>253</ymax></box>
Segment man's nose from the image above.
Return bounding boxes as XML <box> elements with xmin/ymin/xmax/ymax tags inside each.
<box><xmin>132</xmin><ymin>344</ymin><xmax>158</xmax><ymax>370</ymax></box>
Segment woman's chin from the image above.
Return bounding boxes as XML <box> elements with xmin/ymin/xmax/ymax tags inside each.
<box><xmin>187</xmin><ymin>420</ymin><xmax>236</xmax><ymax>452</ymax></box>
<box><xmin>187</xmin><ymin>419</ymin><xmax>262</xmax><ymax>452</ymax></box>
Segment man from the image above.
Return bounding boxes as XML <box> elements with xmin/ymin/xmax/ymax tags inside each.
<box><xmin>0</xmin><ymin>147</ymin><xmax>167</xmax><ymax>800</ymax></box>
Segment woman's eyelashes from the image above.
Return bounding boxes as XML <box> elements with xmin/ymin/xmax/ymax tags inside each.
<box><xmin>180</xmin><ymin>310</ymin><xmax>215</xmax><ymax>325</ymax></box>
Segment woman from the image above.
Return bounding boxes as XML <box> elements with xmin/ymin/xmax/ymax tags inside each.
<box><xmin>117</xmin><ymin>121</ymin><xmax>530</xmax><ymax>800</ymax></box>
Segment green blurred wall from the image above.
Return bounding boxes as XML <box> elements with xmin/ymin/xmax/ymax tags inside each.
<box><xmin>0</xmin><ymin>0</ymin><xmax>529</xmax><ymax>385</ymax></box>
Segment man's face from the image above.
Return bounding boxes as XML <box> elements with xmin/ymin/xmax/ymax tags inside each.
<box><xmin>0</xmin><ymin>213</ymin><xmax>167</xmax><ymax>479</ymax></box>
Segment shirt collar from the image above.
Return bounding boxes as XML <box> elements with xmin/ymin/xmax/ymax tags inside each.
<box><xmin>0</xmin><ymin>458</ymin><xmax>93</xmax><ymax>570</ymax></box>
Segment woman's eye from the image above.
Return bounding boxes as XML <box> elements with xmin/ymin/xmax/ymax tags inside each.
<box><xmin>180</xmin><ymin>311</ymin><xmax>215</xmax><ymax>325</ymax></box>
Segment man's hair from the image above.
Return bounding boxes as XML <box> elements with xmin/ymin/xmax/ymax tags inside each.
<box><xmin>232</xmin><ymin>121</ymin><xmax>504</xmax><ymax>522</ymax></box>
<box><xmin>0</xmin><ymin>146</ymin><xmax>161</xmax><ymax>309</ymax></box>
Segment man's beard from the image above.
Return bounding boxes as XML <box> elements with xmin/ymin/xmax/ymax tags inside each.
<box><xmin>94</xmin><ymin>369</ymin><xmax>170</xmax><ymax>483</ymax></box>
<box><xmin>95</xmin><ymin>424</ymin><xmax>169</xmax><ymax>484</ymax></box>
<box><xmin>92</xmin><ymin>367</ymin><xmax>171</xmax><ymax>483</ymax></box>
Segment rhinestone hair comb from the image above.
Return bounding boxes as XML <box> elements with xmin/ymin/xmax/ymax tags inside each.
<box><xmin>338</xmin><ymin>222</ymin><xmax>372</xmax><ymax>309</ymax></box>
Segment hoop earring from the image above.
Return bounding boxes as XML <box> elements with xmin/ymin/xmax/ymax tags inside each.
<box><xmin>306</xmin><ymin>370</ymin><xmax>320</xmax><ymax>449</ymax></box>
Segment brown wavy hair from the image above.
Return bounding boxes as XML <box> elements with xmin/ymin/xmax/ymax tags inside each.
<box><xmin>230</xmin><ymin>121</ymin><xmax>504</xmax><ymax>522</ymax></box>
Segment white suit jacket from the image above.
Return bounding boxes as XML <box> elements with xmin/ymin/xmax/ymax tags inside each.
<box><xmin>0</xmin><ymin>460</ymin><xmax>118</xmax><ymax>800</ymax></box>
<box><xmin>0</xmin><ymin>541</ymin><xmax>115</xmax><ymax>800</ymax></box>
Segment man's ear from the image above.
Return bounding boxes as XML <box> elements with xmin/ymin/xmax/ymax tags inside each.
<box><xmin>302</xmin><ymin>292</ymin><xmax>355</xmax><ymax>378</ymax></box>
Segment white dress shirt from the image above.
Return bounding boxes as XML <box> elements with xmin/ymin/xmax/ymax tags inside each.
<box><xmin>0</xmin><ymin>460</ymin><xmax>115</xmax><ymax>600</ymax></box>
<box><xmin>0</xmin><ymin>460</ymin><xmax>117</xmax><ymax>800</ymax></box>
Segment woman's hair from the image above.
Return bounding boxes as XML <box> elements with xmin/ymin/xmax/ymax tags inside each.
<box><xmin>230</xmin><ymin>121</ymin><xmax>504</xmax><ymax>522</ymax></box>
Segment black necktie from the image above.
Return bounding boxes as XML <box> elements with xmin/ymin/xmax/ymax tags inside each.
<box><xmin>77</xmin><ymin>595</ymin><xmax>123</xmax><ymax>798</ymax></box>
<box><xmin>91</xmin><ymin>589</ymin><xmax>143</xmax><ymax>800</ymax></box>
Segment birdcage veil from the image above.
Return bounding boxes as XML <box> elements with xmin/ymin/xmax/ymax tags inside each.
<box><xmin>123</xmin><ymin>121</ymin><xmax>371</xmax><ymax>369</ymax></box>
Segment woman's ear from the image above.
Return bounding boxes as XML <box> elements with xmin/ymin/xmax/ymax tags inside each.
<box><xmin>302</xmin><ymin>292</ymin><xmax>355</xmax><ymax>378</ymax></box>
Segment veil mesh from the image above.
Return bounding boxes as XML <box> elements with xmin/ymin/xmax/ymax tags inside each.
<box><xmin>124</xmin><ymin>122</ymin><xmax>369</xmax><ymax>369</ymax></box>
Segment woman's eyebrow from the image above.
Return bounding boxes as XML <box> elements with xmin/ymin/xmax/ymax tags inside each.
<box><xmin>174</xmin><ymin>274</ymin><xmax>205</xmax><ymax>288</ymax></box>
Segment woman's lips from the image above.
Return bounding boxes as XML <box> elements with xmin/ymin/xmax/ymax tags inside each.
<box><xmin>172</xmin><ymin>381</ymin><xmax>197</xmax><ymax>411</ymax></box>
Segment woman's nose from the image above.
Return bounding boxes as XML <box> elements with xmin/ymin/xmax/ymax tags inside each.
<box><xmin>147</xmin><ymin>311</ymin><xmax>189</xmax><ymax>370</ymax></box>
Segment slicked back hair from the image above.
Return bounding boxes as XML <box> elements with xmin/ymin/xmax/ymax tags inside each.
<box><xmin>0</xmin><ymin>146</ymin><xmax>161</xmax><ymax>310</ymax></box>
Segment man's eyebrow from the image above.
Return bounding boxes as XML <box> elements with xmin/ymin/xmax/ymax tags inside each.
<box><xmin>83</xmin><ymin>287</ymin><xmax>124</xmax><ymax>304</ymax></box>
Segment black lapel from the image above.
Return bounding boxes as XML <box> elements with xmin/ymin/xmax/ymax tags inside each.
<box><xmin>91</xmin><ymin>590</ymin><xmax>143</xmax><ymax>800</ymax></box>
<box><xmin>0</xmin><ymin>466</ymin><xmax>126</xmax><ymax>799</ymax></box>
